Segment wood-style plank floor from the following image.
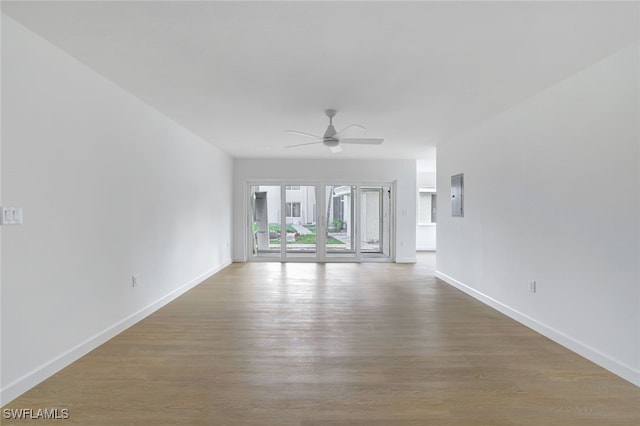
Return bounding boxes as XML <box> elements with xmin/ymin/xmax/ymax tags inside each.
<box><xmin>3</xmin><ymin>253</ymin><xmax>639</xmax><ymax>425</ymax></box>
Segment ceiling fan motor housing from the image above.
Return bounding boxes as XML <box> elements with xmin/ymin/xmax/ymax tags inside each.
<box><xmin>324</xmin><ymin>125</ymin><xmax>337</xmax><ymax>139</ymax></box>
<box><xmin>285</xmin><ymin>109</ymin><xmax>382</xmax><ymax>153</ymax></box>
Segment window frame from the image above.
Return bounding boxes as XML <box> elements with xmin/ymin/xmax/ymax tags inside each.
<box><xmin>286</xmin><ymin>201</ymin><xmax>301</xmax><ymax>218</ymax></box>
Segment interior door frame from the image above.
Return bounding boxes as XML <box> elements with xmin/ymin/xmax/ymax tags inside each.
<box><xmin>246</xmin><ymin>180</ymin><xmax>396</xmax><ymax>263</ymax></box>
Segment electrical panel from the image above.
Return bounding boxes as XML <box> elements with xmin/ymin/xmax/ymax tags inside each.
<box><xmin>451</xmin><ymin>174</ymin><xmax>463</xmax><ymax>217</ymax></box>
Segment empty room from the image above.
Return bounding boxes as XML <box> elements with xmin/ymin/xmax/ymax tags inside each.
<box><xmin>1</xmin><ymin>1</ymin><xmax>639</xmax><ymax>424</ymax></box>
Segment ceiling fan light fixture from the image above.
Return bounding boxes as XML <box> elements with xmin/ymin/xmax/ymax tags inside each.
<box><xmin>285</xmin><ymin>109</ymin><xmax>383</xmax><ymax>153</ymax></box>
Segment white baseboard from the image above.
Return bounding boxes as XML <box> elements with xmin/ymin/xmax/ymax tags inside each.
<box><xmin>395</xmin><ymin>257</ymin><xmax>417</xmax><ymax>263</ymax></box>
<box><xmin>0</xmin><ymin>260</ymin><xmax>232</xmax><ymax>406</ymax></box>
<box><xmin>435</xmin><ymin>271</ymin><xmax>640</xmax><ymax>388</ymax></box>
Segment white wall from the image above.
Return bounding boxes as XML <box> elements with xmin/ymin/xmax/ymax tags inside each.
<box><xmin>233</xmin><ymin>159</ymin><xmax>417</xmax><ymax>262</ymax></box>
<box><xmin>436</xmin><ymin>42</ymin><xmax>639</xmax><ymax>386</ymax></box>
<box><xmin>416</xmin><ymin>171</ymin><xmax>437</xmax><ymax>250</ymax></box>
<box><xmin>1</xmin><ymin>16</ymin><xmax>233</xmax><ymax>404</ymax></box>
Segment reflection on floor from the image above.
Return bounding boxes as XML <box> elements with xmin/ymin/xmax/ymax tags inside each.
<box><xmin>4</xmin><ymin>252</ymin><xmax>639</xmax><ymax>424</ymax></box>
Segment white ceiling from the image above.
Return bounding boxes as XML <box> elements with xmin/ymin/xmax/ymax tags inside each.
<box><xmin>2</xmin><ymin>1</ymin><xmax>639</xmax><ymax>165</ymax></box>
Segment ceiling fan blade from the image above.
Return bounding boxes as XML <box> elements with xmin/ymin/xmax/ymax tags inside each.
<box><xmin>285</xmin><ymin>130</ymin><xmax>323</xmax><ymax>139</ymax></box>
<box><xmin>335</xmin><ymin>124</ymin><xmax>366</xmax><ymax>138</ymax></box>
<box><xmin>340</xmin><ymin>138</ymin><xmax>384</xmax><ymax>145</ymax></box>
<box><xmin>329</xmin><ymin>144</ymin><xmax>343</xmax><ymax>154</ymax></box>
<box><xmin>286</xmin><ymin>141</ymin><xmax>324</xmax><ymax>148</ymax></box>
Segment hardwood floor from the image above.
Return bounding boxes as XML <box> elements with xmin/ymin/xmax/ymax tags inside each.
<box><xmin>3</xmin><ymin>253</ymin><xmax>639</xmax><ymax>425</ymax></box>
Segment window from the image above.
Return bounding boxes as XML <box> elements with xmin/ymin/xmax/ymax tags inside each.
<box><xmin>286</xmin><ymin>202</ymin><xmax>301</xmax><ymax>217</ymax></box>
<box><xmin>286</xmin><ymin>185</ymin><xmax>300</xmax><ymax>190</ymax></box>
<box><xmin>418</xmin><ymin>188</ymin><xmax>436</xmax><ymax>224</ymax></box>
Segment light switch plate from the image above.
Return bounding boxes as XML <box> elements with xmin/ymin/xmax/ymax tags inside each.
<box><xmin>1</xmin><ymin>207</ymin><xmax>23</xmax><ymax>225</ymax></box>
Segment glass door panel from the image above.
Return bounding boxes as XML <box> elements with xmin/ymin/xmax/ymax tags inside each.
<box><xmin>250</xmin><ymin>185</ymin><xmax>281</xmax><ymax>258</ymax></box>
<box><xmin>381</xmin><ymin>185</ymin><xmax>391</xmax><ymax>258</ymax></box>
<box><xmin>360</xmin><ymin>186</ymin><xmax>391</xmax><ymax>258</ymax></box>
<box><xmin>325</xmin><ymin>185</ymin><xmax>356</xmax><ymax>257</ymax></box>
<box><xmin>285</xmin><ymin>185</ymin><xmax>317</xmax><ymax>258</ymax></box>
<box><xmin>360</xmin><ymin>188</ymin><xmax>382</xmax><ymax>253</ymax></box>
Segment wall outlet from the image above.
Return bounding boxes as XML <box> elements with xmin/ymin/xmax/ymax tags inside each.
<box><xmin>528</xmin><ymin>280</ymin><xmax>536</xmax><ymax>293</ymax></box>
<box><xmin>132</xmin><ymin>275</ymin><xmax>138</xmax><ymax>288</ymax></box>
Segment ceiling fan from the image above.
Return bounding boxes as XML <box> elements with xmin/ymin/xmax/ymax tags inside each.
<box><xmin>285</xmin><ymin>109</ymin><xmax>383</xmax><ymax>153</ymax></box>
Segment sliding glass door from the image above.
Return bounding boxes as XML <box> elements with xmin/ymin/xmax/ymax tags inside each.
<box><xmin>249</xmin><ymin>182</ymin><xmax>393</xmax><ymax>262</ymax></box>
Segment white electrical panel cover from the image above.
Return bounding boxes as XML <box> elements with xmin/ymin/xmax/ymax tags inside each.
<box><xmin>451</xmin><ymin>174</ymin><xmax>463</xmax><ymax>217</ymax></box>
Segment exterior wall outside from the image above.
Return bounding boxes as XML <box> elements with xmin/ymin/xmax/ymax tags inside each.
<box><xmin>259</xmin><ymin>186</ymin><xmax>317</xmax><ymax>226</ymax></box>
<box><xmin>284</xmin><ymin>186</ymin><xmax>316</xmax><ymax>225</ymax></box>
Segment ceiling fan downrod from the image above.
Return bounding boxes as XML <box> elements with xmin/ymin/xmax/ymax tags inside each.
<box><xmin>324</xmin><ymin>109</ymin><xmax>338</xmax><ymax>139</ymax></box>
